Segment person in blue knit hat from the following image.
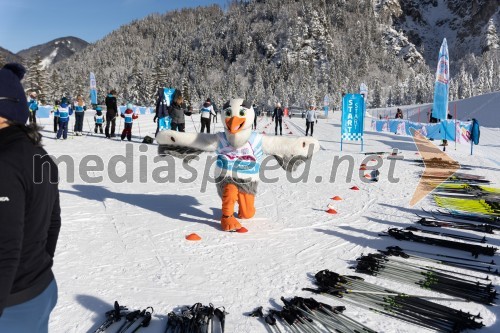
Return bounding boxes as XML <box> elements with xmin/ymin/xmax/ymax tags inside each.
<box><xmin>0</xmin><ymin>63</ymin><xmax>61</xmax><ymax>333</ymax></box>
<box><xmin>54</xmin><ymin>96</ymin><xmax>73</xmax><ymax>140</ymax></box>
<box><xmin>94</xmin><ymin>106</ymin><xmax>105</xmax><ymax>134</ymax></box>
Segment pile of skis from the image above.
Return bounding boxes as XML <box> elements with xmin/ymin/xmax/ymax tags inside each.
<box><xmin>382</xmin><ymin>246</ymin><xmax>499</xmax><ymax>277</ymax></box>
<box><xmin>305</xmin><ymin>270</ymin><xmax>484</xmax><ymax>332</ymax></box>
<box><xmin>382</xmin><ymin>228</ymin><xmax>497</xmax><ymax>257</ymax></box>
<box><xmin>249</xmin><ymin>296</ymin><xmax>376</xmax><ymax>333</ymax></box>
<box><xmin>354</xmin><ymin>253</ymin><xmax>497</xmax><ymax>305</ymax></box>
<box><xmin>93</xmin><ymin>301</ymin><xmax>153</xmax><ymax>333</ymax></box>
<box><xmin>164</xmin><ymin>303</ymin><xmax>226</xmax><ymax>333</ymax></box>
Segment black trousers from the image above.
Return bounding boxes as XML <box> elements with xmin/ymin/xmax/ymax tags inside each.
<box><xmin>121</xmin><ymin>123</ymin><xmax>133</xmax><ymax>141</ymax></box>
<box><xmin>74</xmin><ymin>112</ymin><xmax>84</xmax><ymax>132</ymax></box>
<box><xmin>171</xmin><ymin>122</ymin><xmax>185</xmax><ymax>132</ymax></box>
<box><xmin>29</xmin><ymin>111</ymin><xmax>37</xmax><ymax>124</ymax></box>
<box><xmin>105</xmin><ymin>114</ymin><xmax>116</xmax><ymax>137</ymax></box>
<box><xmin>306</xmin><ymin>121</ymin><xmax>314</xmax><ymax>136</ymax></box>
<box><xmin>53</xmin><ymin>116</ymin><xmax>59</xmax><ymax>133</ymax></box>
<box><xmin>200</xmin><ymin>117</ymin><xmax>211</xmax><ymax>133</ymax></box>
<box><xmin>94</xmin><ymin>123</ymin><xmax>103</xmax><ymax>134</ymax></box>
<box><xmin>275</xmin><ymin>118</ymin><xmax>282</xmax><ymax>135</ymax></box>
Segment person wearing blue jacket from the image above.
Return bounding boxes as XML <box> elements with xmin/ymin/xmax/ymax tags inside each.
<box><xmin>94</xmin><ymin>106</ymin><xmax>105</xmax><ymax>134</ymax></box>
<box><xmin>55</xmin><ymin>97</ymin><xmax>73</xmax><ymax>140</ymax></box>
<box><xmin>73</xmin><ymin>95</ymin><xmax>86</xmax><ymax>136</ymax></box>
<box><xmin>27</xmin><ymin>92</ymin><xmax>38</xmax><ymax>124</ymax></box>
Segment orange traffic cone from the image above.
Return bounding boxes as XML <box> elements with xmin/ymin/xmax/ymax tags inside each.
<box><xmin>186</xmin><ymin>233</ymin><xmax>201</xmax><ymax>241</ymax></box>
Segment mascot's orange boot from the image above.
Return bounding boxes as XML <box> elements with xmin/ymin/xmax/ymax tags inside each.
<box><xmin>237</xmin><ymin>192</ymin><xmax>255</xmax><ymax>219</ymax></box>
<box><xmin>221</xmin><ymin>184</ymin><xmax>242</xmax><ymax>231</ymax></box>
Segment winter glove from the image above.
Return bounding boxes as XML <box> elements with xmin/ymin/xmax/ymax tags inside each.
<box><xmin>153</xmin><ymin>116</ymin><xmax>157</xmax><ymax>123</ymax></box>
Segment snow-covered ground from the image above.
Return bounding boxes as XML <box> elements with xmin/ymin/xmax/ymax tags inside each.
<box><xmin>39</xmin><ymin>101</ymin><xmax>500</xmax><ymax>332</ymax></box>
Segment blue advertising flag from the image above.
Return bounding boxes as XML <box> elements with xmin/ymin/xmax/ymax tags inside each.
<box><xmin>432</xmin><ymin>38</ymin><xmax>449</xmax><ymax>121</ymax></box>
<box><xmin>90</xmin><ymin>72</ymin><xmax>98</xmax><ymax>105</ymax></box>
<box><xmin>341</xmin><ymin>94</ymin><xmax>365</xmax><ymax>141</ymax></box>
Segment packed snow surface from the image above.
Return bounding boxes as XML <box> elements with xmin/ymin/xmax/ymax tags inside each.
<box><xmin>41</xmin><ymin>99</ymin><xmax>500</xmax><ymax>332</ymax></box>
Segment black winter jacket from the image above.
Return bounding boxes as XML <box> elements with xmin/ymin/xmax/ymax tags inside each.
<box><xmin>168</xmin><ymin>104</ymin><xmax>191</xmax><ymax>124</ymax></box>
<box><xmin>272</xmin><ymin>107</ymin><xmax>284</xmax><ymax>121</ymax></box>
<box><xmin>0</xmin><ymin>125</ymin><xmax>61</xmax><ymax>315</ymax></box>
<box><xmin>105</xmin><ymin>94</ymin><xmax>118</xmax><ymax>117</ymax></box>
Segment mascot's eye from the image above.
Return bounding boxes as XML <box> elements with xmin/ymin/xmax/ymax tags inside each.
<box><xmin>239</xmin><ymin>109</ymin><xmax>246</xmax><ymax>116</ymax></box>
<box><xmin>225</xmin><ymin>109</ymin><xmax>232</xmax><ymax>117</ymax></box>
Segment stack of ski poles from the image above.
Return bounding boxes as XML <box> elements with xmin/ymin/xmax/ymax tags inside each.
<box><xmin>354</xmin><ymin>253</ymin><xmax>497</xmax><ymax>305</ymax></box>
<box><xmin>383</xmin><ymin>228</ymin><xmax>497</xmax><ymax>257</ymax></box>
<box><xmin>416</xmin><ymin>216</ymin><xmax>497</xmax><ymax>234</ymax></box>
<box><xmin>382</xmin><ymin>246</ymin><xmax>499</xmax><ymax>277</ymax></box>
<box><xmin>164</xmin><ymin>303</ymin><xmax>226</xmax><ymax>333</ymax></box>
<box><xmin>249</xmin><ymin>296</ymin><xmax>377</xmax><ymax>333</ymax></box>
<box><xmin>304</xmin><ymin>270</ymin><xmax>484</xmax><ymax>332</ymax></box>
<box><xmin>93</xmin><ymin>301</ymin><xmax>153</xmax><ymax>333</ymax></box>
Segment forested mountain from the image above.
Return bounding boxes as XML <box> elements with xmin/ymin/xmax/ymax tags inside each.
<box><xmin>33</xmin><ymin>0</ymin><xmax>498</xmax><ymax>109</ymax></box>
<box><xmin>17</xmin><ymin>37</ymin><xmax>89</xmax><ymax>69</ymax></box>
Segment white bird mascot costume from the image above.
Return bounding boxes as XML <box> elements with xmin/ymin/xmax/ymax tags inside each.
<box><xmin>156</xmin><ymin>98</ymin><xmax>319</xmax><ymax>232</ymax></box>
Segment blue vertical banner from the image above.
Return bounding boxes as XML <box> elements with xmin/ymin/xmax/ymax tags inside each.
<box><xmin>323</xmin><ymin>95</ymin><xmax>329</xmax><ymax>117</ymax></box>
<box><xmin>432</xmin><ymin>38</ymin><xmax>449</xmax><ymax>121</ymax></box>
<box><xmin>90</xmin><ymin>72</ymin><xmax>98</xmax><ymax>105</ymax></box>
<box><xmin>341</xmin><ymin>93</ymin><xmax>365</xmax><ymax>151</ymax></box>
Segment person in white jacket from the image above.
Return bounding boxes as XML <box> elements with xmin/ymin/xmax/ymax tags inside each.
<box><xmin>200</xmin><ymin>98</ymin><xmax>216</xmax><ymax>133</ymax></box>
<box><xmin>304</xmin><ymin>102</ymin><xmax>317</xmax><ymax>136</ymax></box>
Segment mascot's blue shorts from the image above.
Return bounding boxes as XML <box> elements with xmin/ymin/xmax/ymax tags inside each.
<box><xmin>0</xmin><ymin>279</ymin><xmax>58</xmax><ymax>333</ymax></box>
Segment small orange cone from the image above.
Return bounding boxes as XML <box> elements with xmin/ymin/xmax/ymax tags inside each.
<box><xmin>371</xmin><ymin>159</ymin><xmax>377</xmax><ymax>162</ymax></box>
<box><xmin>360</xmin><ymin>163</ymin><xmax>366</xmax><ymax>167</ymax></box>
<box><xmin>359</xmin><ymin>166</ymin><xmax>367</xmax><ymax>170</ymax></box>
<box><xmin>289</xmin><ymin>131</ymin><xmax>293</xmax><ymax>134</ymax></box>
<box><xmin>326</xmin><ymin>208</ymin><xmax>338</xmax><ymax>214</ymax></box>
<box><xmin>331</xmin><ymin>196</ymin><xmax>342</xmax><ymax>201</ymax></box>
<box><xmin>236</xmin><ymin>227</ymin><xmax>248</xmax><ymax>233</ymax></box>
<box><xmin>186</xmin><ymin>233</ymin><xmax>201</xmax><ymax>241</ymax></box>
<box><xmin>364</xmin><ymin>174</ymin><xmax>371</xmax><ymax>179</ymax></box>
<box><xmin>350</xmin><ymin>186</ymin><xmax>360</xmax><ymax>190</ymax></box>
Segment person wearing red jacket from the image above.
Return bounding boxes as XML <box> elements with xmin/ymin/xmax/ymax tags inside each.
<box><xmin>120</xmin><ymin>103</ymin><xmax>138</xmax><ymax>141</ymax></box>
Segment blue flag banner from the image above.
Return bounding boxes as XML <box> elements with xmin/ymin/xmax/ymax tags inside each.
<box><xmin>163</xmin><ymin>88</ymin><xmax>176</xmax><ymax>106</ymax></box>
<box><xmin>37</xmin><ymin>106</ymin><xmax>52</xmax><ymax>118</ymax></box>
<box><xmin>90</xmin><ymin>72</ymin><xmax>97</xmax><ymax>105</ymax></box>
<box><xmin>139</xmin><ymin>107</ymin><xmax>148</xmax><ymax>115</ymax></box>
<box><xmin>432</xmin><ymin>38</ymin><xmax>449</xmax><ymax>121</ymax></box>
<box><xmin>341</xmin><ymin>94</ymin><xmax>365</xmax><ymax>141</ymax></box>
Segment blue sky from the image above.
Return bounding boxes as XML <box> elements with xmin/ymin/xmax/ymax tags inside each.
<box><xmin>0</xmin><ymin>0</ymin><xmax>227</xmax><ymax>53</ymax></box>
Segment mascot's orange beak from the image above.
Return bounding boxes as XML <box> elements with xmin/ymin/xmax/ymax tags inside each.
<box><xmin>225</xmin><ymin>116</ymin><xmax>246</xmax><ymax>134</ymax></box>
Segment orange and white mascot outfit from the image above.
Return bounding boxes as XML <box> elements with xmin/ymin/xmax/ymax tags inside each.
<box><xmin>156</xmin><ymin>98</ymin><xmax>319</xmax><ymax>231</ymax></box>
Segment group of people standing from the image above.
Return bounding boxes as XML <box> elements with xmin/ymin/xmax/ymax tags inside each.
<box><xmin>48</xmin><ymin>89</ymin><xmax>140</xmax><ymax>141</ymax></box>
<box><xmin>272</xmin><ymin>101</ymin><xmax>318</xmax><ymax>136</ymax></box>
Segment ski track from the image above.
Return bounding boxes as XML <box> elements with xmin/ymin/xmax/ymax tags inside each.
<box><xmin>34</xmin><ymin>111</ymin><xmax>500</xmax><ymax>332</ymax></box>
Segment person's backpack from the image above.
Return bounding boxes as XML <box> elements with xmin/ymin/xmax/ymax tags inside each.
<box><xmin>142</xmin><ymin>135</ymin><xmax>154</xmax><ymax>144</ymax></box>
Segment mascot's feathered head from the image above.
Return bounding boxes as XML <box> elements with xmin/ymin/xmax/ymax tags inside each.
<box><xmin>222</xmin><ymin>98</ymin><xmax>255</xmax><ymax>148</ymax></box>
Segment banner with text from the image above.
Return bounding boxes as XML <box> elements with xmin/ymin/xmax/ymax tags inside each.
<box><xmin>341</xmin><ymin>94</ymin><xmax>365</xmax><ymax>141</ymax></box>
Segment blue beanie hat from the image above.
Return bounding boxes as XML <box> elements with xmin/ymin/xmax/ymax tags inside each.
<box><xmin>0</xmin><ymin>63</ymin><xmax>29</xmax><ymax>124</ymax></box>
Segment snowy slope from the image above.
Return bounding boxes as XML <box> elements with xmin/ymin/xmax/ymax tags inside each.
<box><xmin>37</xmin><ymin>107</ymin><xmax>500</xmax><ymax>332</ymax></box>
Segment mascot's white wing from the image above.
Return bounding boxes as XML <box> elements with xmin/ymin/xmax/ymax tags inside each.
<box><xmin>262</xmin><ymin>136</ymin><xmax>320</xmax><ymax>172</ymax></box>
<box><xmin>156</xmin><ymin>130</ymin><xmax>218</xmax><ymax>161</ymax></box>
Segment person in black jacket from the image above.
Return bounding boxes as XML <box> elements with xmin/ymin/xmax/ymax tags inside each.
<box><xmin>105</xmin><ymin>89</ymin><xmax>118</xmax><ymax>138</ymax></box>
<box><xmin>168</xmin><ymin>91</ymin><xmax>192</xmax><ymax>132</ymax></box>
<box><xmin>272</xmin><ymin>102</ymin><xmax>284</xmax><ymax>135</ymax></box>
<box><xmin>0</xmin><ymin>63</ymin><xmax>61</xmax><ymax>332</ymax></box>
<box><xmin>154</xmin><ymin>88</ymin><xmax>169</xmax><ymax>136</ymax></box>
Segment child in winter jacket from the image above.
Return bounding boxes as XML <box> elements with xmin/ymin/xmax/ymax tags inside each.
<box><xmin>94</xmin><ymin>106</ymin><xmax>105</xmax><ymax>134</ymax></box>
<box><xmin>27</xmin><ymin>92</ymin><xmax>38</xmax><ymax>124</ymax></box>
<box><xmin>55</xmin><ymin>97</ymin><xmax>73</xmax><ymax>139</ymax></box>
<box><xmin>120</xmin><ymin>103</ymin><xmax>138</xmax><ymax>141</ymax></box>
